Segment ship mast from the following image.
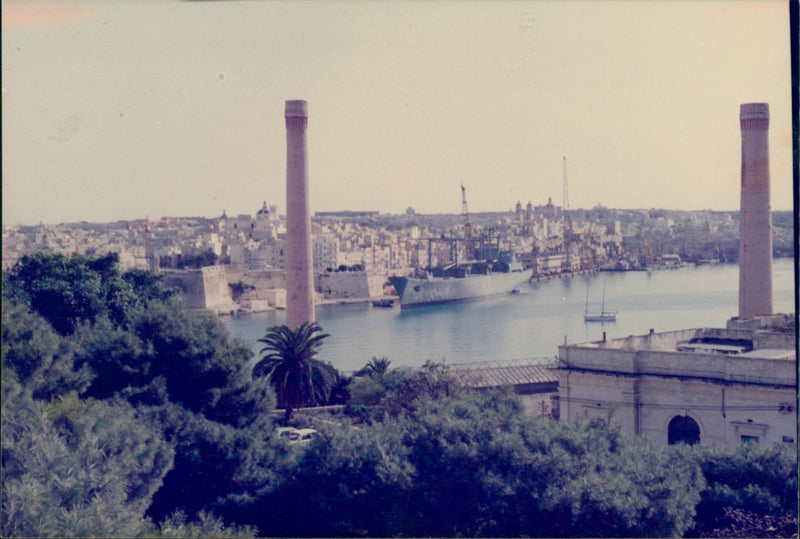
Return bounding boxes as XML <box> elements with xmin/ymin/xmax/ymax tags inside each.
<box><xmin>461</xmin><ymin>184</ymin><xmax>472</xmax><ymax>256</ymax></box>
<box><xmin>562</xmin><ymin>157</ymin><xmax>572</xmax><ymax>274</ymax></box>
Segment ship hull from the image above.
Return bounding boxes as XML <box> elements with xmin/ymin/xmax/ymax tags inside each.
<box><xmin>389</xmin><ymin>271</ymin><xmax>529</xmax><ymax>308</ymax></box>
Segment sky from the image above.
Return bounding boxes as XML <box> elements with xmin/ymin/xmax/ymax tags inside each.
<box><xmin>1</xmin><ymin>0</ymin><xmax>794</xmax><ymax>225</ymax></box>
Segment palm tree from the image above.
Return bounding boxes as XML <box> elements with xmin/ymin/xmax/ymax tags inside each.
<box><xmin>253</xmin><ymin>322</ymin><xmax>338</xmax><ymax>422</ymax></box>
<box><xmin>355</xmin><ymin>356</ymin><xmax>392</xmax><ymax>379</ymax></box>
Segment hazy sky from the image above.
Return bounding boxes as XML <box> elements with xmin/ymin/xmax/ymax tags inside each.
<box><xmin>2</xmin><ymin>0</ymin><xmax>794</xmax><ymax>225</ymax></box>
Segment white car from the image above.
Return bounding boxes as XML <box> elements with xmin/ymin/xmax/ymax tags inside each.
<box><xmin>276</xmin><ymin>427</ymin><xmax>299</xmax><ymax>442</ymax></box>
<box><xmin>276</xmin><ymin>427</ymin><xmax>319</xmax><ymax>444</ymax></box>
<box><xmin>294</xmin><ymin>428</ymin><xmax>319</xmax><ymax>443</ymax></box>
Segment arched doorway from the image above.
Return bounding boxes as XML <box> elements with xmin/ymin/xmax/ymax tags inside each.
<box><xmin>668</xmin><ymin>415</ymin><xmax>700</xmax><ymax>445</ymax></box>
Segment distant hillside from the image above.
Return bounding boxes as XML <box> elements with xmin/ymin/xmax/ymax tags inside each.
<box><xmin>772</xmin><ymin>211</ymin><xmax>794</xmax><ymax>230</ymax></box>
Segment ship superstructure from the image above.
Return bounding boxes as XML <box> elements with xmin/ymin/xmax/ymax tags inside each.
<box><xmin>389</xmin><ymin>186</ymin><xmax>531</xmax><ymax>308</ymax></box>
<box><xmin>389</xmin><ymin>246</ymin><xmax>530</xmax><ymax>308</ymax></box>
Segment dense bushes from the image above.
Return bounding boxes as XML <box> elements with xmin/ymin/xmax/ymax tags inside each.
<box><xmin>249</xmin><ymin>390</ymin><xmax>705</xmax><ymax>538</ymax></box>
<box><xmin>686</xmin><ymin>442</ymin><xmax>798</xmax><ymax>537</ymax></box>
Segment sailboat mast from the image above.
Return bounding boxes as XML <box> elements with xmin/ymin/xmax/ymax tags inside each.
<box><xmin>585</xmin><ymin>283</ymin><xmax>590</xmax><ymax>315</ymax></box>
<box><xmin>601</xmin><ymin>281</ymin><xmax>606</xmax><ymax>313</ymax></box>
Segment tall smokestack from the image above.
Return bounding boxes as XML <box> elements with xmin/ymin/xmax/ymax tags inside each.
<box><xmin>285</xmin><ymin>100</ymin><xmax>314</xmax><ymax>327</ymax></box>
<box><xmin>738</xmin><ymin>103</ymin><xmax>772</xmax><ymax>318</ymax></box>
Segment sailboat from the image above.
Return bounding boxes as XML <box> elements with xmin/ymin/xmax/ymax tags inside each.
<box><xmin>584</xmin><ymin>280</ymin><xmax>617</xmax><ymax>322</ymax></box>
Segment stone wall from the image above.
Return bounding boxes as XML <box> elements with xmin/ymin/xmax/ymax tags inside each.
<box><xmin>225</xmin><ymin>266</ymin><xmax>286</xmax><ymax>292</ymax></box>
<box><xmin>164</xmin><ymin>269</ymin><xmax>205</xmax><ymax>309</ymax></box>
<box><xmin>163</xmin><ymin>266</ymin><xmax>238</xmax><ymax>313</ymax></box>
<box><xmin>317</xmin><ymin>270</ymin><xmax>386</xmax><ymax>299</ymax></box>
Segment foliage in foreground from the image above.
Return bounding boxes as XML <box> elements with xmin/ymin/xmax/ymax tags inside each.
<box><xmin>239</xmin><ymin>389</ymin><xmax>705</xmax><ymax>538</ymax></box>
<box><xmin>2</xmin><ymin>252</ymin><xmax>797</xmax><ymax>538</ymax></box>
<box><xmin>1</xmin><ymin>376</ymin><xmax>174</xmax><ymax>537</ymax></box>
<box><xmin>686</xmin><ymin>442</ymin><xmax>798</xmax><ymax>537</ymax></box>
<box><xmin>2</xmin><ymin>253</ymin><xmax>277</xmax><ymax>537</ymax></box>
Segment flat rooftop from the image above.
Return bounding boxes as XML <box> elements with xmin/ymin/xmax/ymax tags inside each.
<box><xmin>558</xmin><ymin>315</ymin><xmax>797</xmax><ymax>387</ymax></box>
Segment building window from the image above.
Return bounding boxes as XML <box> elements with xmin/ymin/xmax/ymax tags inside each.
<box><xmin>668</xmin><ymin>415</ymin><xmax>700</xmax><ymax>445</ymax></box>
<box><xmin>731</xmin><ymin>421</ymin><xmax>769</xmax><ymax>444</ymax></box>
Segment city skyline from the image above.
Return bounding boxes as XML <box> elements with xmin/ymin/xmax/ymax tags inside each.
<box><xmin>2</xmin><ymin>0</ymin><xmax>794</xmax><ymax>226</ymax></box>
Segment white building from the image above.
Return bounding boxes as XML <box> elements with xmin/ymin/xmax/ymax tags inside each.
<box><xmin>556</xmin><ymin>314</ymin><xmax>797</xmax><ymax>447</ymax></box>
<box><xmin>250</xmin><ymin>240</ymin><xmax>284</xmax><ymax>270</ymax></box>
<box><xmin>313</xmin><ymin>235</ymin><xmax>340</xmax><ymax>273</ymax></box>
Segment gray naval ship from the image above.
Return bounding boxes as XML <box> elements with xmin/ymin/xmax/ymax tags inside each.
<box><xmin>389</xmin><ymin>251</ymin><xmax>530</xmax><ymax>308</ymax></box>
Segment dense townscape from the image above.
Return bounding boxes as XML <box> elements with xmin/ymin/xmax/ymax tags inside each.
<box><xmin>2</xmin><ymin>204</ymin><xmax>793</xmax><ymax>304</ymax></box>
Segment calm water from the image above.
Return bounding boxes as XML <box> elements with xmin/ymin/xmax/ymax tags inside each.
<box><xmin>222</xmin><ymin>259</ymin><xmax>795</xmax><ymax>373</ymax></box>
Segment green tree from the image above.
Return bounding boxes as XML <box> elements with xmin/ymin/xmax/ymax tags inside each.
<box><xmin>2</xmin><ymin>302</ymin><xmax>93</xmax><ymax>400</ymax></box>
<box><xmin>142</xmin><ymin>396</ymin><xmax>284</xmax><ymax>525</ymax></box>
<box><xmin>347</xmin><ymin>359</ymin><xmax>461</xmax><ymax>422</ymax></box>
<box><xmin>253</xmin><ymin>322</ymin><xmax>338</xmax><ymax>422</ymax></box>
<box><xmin>2</xmin><ymin>253</ymin><xmax>281</xmax><ymax>534</ymax></box>
<box><xmin>1</xmin><ymin>377</ymin><xmax>174</xmax><ymax>537</ymax></box>
<box><xmin>175</xmin><ymin>249</ymin><xmax>218</xmax><ymax>269</ymax></box>
<box><xmin>255</xmin><ymin>416</ymin><xmax>416</xmax><ymax>537</ymax></box>
<box><xmin>4</xmin><ymin>252</ymin><xmax>175</xmax><ymax>335</ymax></box>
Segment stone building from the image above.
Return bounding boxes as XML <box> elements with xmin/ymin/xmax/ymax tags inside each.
<box><xmin>451</xmin><ymin>360</ymin><xmax>559</xmax><ymax>417</ymax></box>
<box><xmin>253</xmin><ymin>201</ymin><xmax>278</xmax><ymax>241</ymax></box>
<box><xmin>556</xmin><ymin>315</ymin><xmax>796</xmax><ymax>447</ymax></box>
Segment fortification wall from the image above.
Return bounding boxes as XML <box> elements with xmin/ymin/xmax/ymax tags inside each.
<box><xmin>164</xmin><ymin>270</ymin><xmax>206</xmax><ymax>309</ymax></box>
<box><xmin>241</xmin><ymin>271</ymin><xmax>286</xmax><ymax>299</ymax></box>
<box><xmin>162</xmin><ymin>266</ymin><xmax>237</xmax><ymax>313</ymax></box>
<box><xmin>215</xmin><ymin>266</ymin><xmax>286</xmax><ymax>311</ymax></box>
<box><xmin>317</xmin><ymin>271</ymin><xmax>386</xmax><ymax>299</ymax></box>
<box><xmin>202</xmin><ymin>266</ymin><xmax>237</xmax><ymax>312</ymax></box>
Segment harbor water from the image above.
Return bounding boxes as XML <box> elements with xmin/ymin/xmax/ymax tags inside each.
<box><xmin>222</xmin><ymin>259</ymin><xmax>795</xmax><ymax>373</ymax></box>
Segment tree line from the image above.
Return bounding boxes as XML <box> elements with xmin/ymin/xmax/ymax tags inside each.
<box><xmin>2</xmin><ymin>252</ymin><xmax>797</xmax><ymax>537</ymax></box>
